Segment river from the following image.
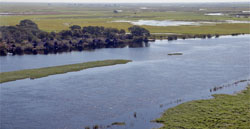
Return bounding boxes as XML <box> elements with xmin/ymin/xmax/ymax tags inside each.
<box><xmin>0</xmin><ymin>35</ymin><xmax>250</xmax><ymax>129</ymax></box>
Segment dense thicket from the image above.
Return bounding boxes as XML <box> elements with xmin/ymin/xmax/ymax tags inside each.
<box><xmin>0</xmin><ymin>20</ymin><xmax>150</xmax><ymax>56</ymax></box>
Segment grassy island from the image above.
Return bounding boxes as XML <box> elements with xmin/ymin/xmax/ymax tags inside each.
<box><xmin>0</xmin><ymin>59</ymin><xmax>131</xmax><ymax>83</ymax></box>
<box><xmin>155</xmin><ymin>85</ymin><xmax>250</xmax><ymax>129</ymax></box>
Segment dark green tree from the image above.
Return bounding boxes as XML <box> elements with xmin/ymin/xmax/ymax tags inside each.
<box><xmin>19</xmin><ymin>19</ymin><xmax>38</xmax><ymax>29</ymax></box>
<box><xmin>70</xmin><ymin>25</ymin><xmax>81</xmax><ymax>30</ymax></box>
<box><xmin>128</xmin><ymin>25</ymin><xmax>150</xmax><ymax>37</ymax></box>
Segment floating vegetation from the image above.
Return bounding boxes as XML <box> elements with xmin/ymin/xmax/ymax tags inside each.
<box><xmin>168</xmin><ymin>53</ymin><xmax>183</xmax><ymax>56</ymax></box>
<box><xmin>210</xmin><ymin>79</ymin><xmax>249</xmax><ymax>92</ymax></box>
<box><xmin>111</xmin><ymin>122</ymin><xmax>126</xmax><ymax>126</ymax></box>
<box><xmin>159</xmin><ymin>99</ymin><xmax>182</xmax><ymax>108</ymax></box>
<box><xmin>133</xmin><ymin>112</ymin><xmax>137</xmax><ymax>118</ymax></box>
<box><xmin>84</xmin><ymin>121</ymin><xmax>126</xmax><ymax>129</ymax></box>
<box><xmin>93</xmin><ymin>125</ymin><xmax>99</xmax><ymax>129</ymax></box>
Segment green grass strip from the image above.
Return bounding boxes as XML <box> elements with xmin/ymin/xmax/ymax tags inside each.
<box><xmin>155</xmin><ymin>85</ymin><xmax>250</xmax><ymax>129</ymax></box>
<box><xmin>0</xmin><ymin>59</ymin><xmax>131</xmax><ymax>83</ymax></box>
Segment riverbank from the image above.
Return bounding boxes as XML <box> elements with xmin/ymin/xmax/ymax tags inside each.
<box><xmin>0</xmin><ymin>20</ymin><xmax>152</xmax><ymax>56</ymax></box>
<box><xmin>150</xmin><ymin>33</ymin><xmax>247</xmax><ymax>40</ymax></box>
<box><xmin>155</xmin><ymin>84</ymin><xmax>250</xmax><ymax>129</ymax></box>
<box><xmin>0</xmin><ymin>59</ymin><xmax>131</xmax><ymax>83</ymax></box>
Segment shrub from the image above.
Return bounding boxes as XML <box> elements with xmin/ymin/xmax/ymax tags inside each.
<box><xmin>0</xmin><ymin>43</ymin><xmax>7</xmax><ymax>56</ymax></box>
<box><xmin>128</xmin><ymin>25</ymin><xmax>150</xmax><ymax>37</ymax></box>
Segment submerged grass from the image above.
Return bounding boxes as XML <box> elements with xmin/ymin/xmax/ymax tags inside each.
<box><xmin>155</xmin><ymin>85</ymin><xmax>250</xmax><ymax>129</ymax></box>
<box><xmin>0</xmin><ymin>59</ymin><xmax>131</xmax><ymax>83</ymax></box>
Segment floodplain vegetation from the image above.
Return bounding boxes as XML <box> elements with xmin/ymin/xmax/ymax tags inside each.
<box><xmin>0</xmin><ymin>3</ymin><xmax>249</xmax><ymax>35</ymax></box>
<box><xmin>155</xmin><ymin>85</ymin><xmax>250</xmax><ymax>129</ymax></box>
<box><xmin>0</xmin><ymin>59</ymin><xmax>131</xmax><ymax>83</ymax></box>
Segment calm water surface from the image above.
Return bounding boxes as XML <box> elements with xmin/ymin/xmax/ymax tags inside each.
<box><xmin>112</xmin><ymin>20</ymin><xmax>198</xmax><ymax>26</ymax></box>
<box><xmin>112</xmin><ymin>20</ymin><xmax>250</xmax><ymax>27</ymax></box>
<box><xmin>1</xmin><ymin>35</ymin><xmax>250</xmax><ymax>129</ymax></box>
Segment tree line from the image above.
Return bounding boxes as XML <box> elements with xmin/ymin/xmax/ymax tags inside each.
<box><xmin>0</xmin><ymin>20</ymin><xmax>150</xmax><ymax>56</ymax></box>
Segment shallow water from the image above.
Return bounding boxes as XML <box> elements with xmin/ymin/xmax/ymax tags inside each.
<box><xmin>1</xmin><ymin>35</ymin><xmax>250</xmax><ymax>129</ymax></box>
<box><xmin>111</xmin><ymin>20</ymin><xmax>250</xmax><ymax>27</ymax></box>
<box><xmin>225</xmin><ymin>20</ymin><xmax>250</xmax><ymax>24</ymax></box>
<box><xmin>204</xmin><ymin>13</ymin><xmax>224</xmax><ymax>16</ymax></box>
<box><xmin>112</xmin><ymin>20</ymin><xmax>199</xmax><ymax>26</ymax></box>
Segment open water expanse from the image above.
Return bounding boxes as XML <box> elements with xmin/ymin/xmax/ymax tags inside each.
<box><xmin>1</xmin><ymin>35</ymin><xmax>250</xmax><ymax>129</ymax></box>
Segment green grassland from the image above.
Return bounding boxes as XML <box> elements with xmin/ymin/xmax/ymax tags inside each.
<box><xmin>155</xmin><ymin>85</ymin><xmax>250</xmax><ymax>129</ymax></box>
<box><xmin>144</xmin><ymin>23</ymin><xmax>250</xmax><ymax>34</ymax></box>
<box><xmin>0</xmin><ymin>3</ymin><xmax>249</xmax><ymax>35</ymax></box>
<box><xmin>0</xmin><ymin>59</ymin><xmax>131</xmax><ymax>83</ymax></box>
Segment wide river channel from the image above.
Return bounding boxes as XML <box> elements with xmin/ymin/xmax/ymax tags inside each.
<box><xmin>1</xmin><ymin>35</ymin><xmax>250</xmax><ymax>129</ymax></box>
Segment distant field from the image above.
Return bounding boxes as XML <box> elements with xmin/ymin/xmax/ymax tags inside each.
<box><xmin>0</xmin><ymin>3</ymin><xmax>250</xmax><ymax>34</ymax></box>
